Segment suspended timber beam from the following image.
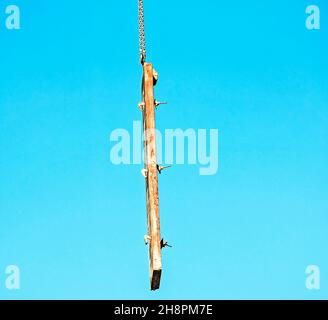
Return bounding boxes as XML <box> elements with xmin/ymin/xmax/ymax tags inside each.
<box><xmin>142</xmin><ymin>62</ymin><xmax>162</xmax><ymax>290</ymax></box>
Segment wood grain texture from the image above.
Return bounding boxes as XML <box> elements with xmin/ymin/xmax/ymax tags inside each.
<box><xmin>142</xmin><ymin>63</ymin><xmax>162</xmax><ymax>290</ymax></box>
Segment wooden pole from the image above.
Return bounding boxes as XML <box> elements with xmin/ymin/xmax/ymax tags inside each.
<box><xmin>142</xmin><ymin>62</ymin><xmax>162</xmax><ymax>290</ymax></box>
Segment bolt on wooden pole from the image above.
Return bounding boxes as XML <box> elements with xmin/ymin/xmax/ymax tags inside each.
<box><xmin>142</xmin><ymin>62</ymin><xmax>162</xmax><ymax>290</ymax></box>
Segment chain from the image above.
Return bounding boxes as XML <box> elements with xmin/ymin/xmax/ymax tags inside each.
<box><xmin>138</xmin><ymin>0</ymin><xmax>147</xmax><ymax>64</ymax></box>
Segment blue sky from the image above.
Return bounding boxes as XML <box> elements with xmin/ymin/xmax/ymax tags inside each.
<box><xmin>0</xmin><ymin>0</ymin><xmax>327</xmax><ymax>299</ymax></box>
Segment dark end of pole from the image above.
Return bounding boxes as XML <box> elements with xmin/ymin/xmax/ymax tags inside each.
<box><xmin>151</xmin><ymin>270</ymin><xmax>162</xmax><ymax>291</ymax></box>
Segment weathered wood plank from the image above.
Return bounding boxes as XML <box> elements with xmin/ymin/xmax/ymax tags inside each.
<box><xmin>142</xmin><ymin>62</ymin><xmax>162</xmax><ymax>290</ymax></box>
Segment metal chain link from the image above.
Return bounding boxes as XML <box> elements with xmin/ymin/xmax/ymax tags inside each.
<box><xmin>138</xmin><ymin>0</ymin><xmax>147</xmax><ymax>63</ymax></box>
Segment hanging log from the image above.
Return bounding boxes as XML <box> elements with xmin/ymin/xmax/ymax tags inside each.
<box><xmin>142</xmin><ymin>62</ymin><xmax>162</xmax><ymax>290</ymax></box>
